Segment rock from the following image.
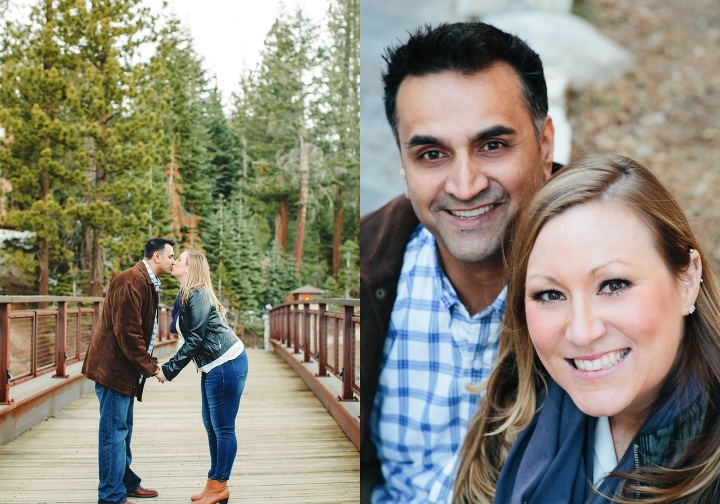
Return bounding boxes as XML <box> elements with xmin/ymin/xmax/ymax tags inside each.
<box><xmin>483</xmin><ymin>8</ymin><xmax>634</xmax><ymax>89</ymax></box>
<box><xmin>455</xmin><ymin>0</ymin><xmax>572</xmax><ymax>18</ymax></box>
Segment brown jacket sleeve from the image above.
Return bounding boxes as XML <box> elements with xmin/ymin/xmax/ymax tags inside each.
<box><xmin>112</xmin><ymin>280</ymin><xmax>158</xmax><ymax>378</ymax></box>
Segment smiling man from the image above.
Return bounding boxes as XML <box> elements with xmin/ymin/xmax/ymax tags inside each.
<box><xmin>360</xmin><ymin>22</ymin><xmax>556</xmax><ymax>503</ymax></box>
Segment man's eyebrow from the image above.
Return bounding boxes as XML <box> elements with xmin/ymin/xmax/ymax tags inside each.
<box><xmin>404</xmin><ymin>125</ymin><xmax>518</xmax><ymax>150</ymax></box>
<box><xmin>405</xmin><ymin>134</ymin><xmax>443</xmax><ymax>149</ymax></box>
<box><xmin>470</xmin><ymin>125</ymin><xmax>517</xmax><ymax>142</ymax></box>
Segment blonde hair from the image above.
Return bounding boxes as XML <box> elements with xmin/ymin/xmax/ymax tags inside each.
<box><xmin>454</xmin><ymin>154</ymin><xmax>720</xmax><ymax>503</ymax></box>
<box><xmin>179</xmin><ymin>250</ymin><xmax>227</xmax><ymax>322</ymax></box>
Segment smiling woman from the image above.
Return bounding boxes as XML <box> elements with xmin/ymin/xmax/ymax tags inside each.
<box><xmin>454</xmin><ymin>154</ymin><xmax>720</xmax><ymax>503</ymax></box>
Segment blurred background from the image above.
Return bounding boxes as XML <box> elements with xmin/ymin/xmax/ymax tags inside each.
<box><xmin>360</xmin><ymin>0</ymin><xmax>720</xmax><ymax>266</ymax></box>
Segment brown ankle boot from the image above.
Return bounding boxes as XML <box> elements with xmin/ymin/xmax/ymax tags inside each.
<box><xmin>195</xmin><ymin>479</ymin><xmax>229</xmax><ymax>504</ymax></box>
<box><xmin>191</xmin><ymin>478</ymin><xmax>211</xmax><ymax>501</ymax></box>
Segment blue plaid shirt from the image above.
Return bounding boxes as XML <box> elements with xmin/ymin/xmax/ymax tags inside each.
<box><xmin>141</xmin><ymin>259</ymin><xmax>160</xmax><ymax>354</ymax></box>
<box><xmin>369</xmin><ymin>225</ymin><xmax>506</xmax><ymax>503</ymax></box>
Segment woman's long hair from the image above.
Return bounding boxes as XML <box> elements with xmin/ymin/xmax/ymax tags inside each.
<box><xmin>179</xmin><ymin>250</ymin><xmax>227</xmax><ymax>323</ymax></box>
<box><xmin>454</xmin><ymin>154</ymin><xmax>720</xmax><ymax>503</ymax></box>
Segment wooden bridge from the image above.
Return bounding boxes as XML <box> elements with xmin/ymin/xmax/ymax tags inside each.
<box><xmin>0</xmin><ymin>296</ymin><xmax>360</xmax><ymax>503</ymax></box>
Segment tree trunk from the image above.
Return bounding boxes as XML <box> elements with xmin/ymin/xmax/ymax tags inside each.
<box><xmin>37</xmin><ymin>237</ymin><xmax>49</xmax><ymax>296</ymax></box>
<box><xmin>82</xmin><ymin>228</ymin><xmax>104</xmax><ymax>297</ymax></box>
<box><xmin>37</xmin><ymin>0</ymin><xmax>53</xmax><ymax>300</ymax></box>
<box><xmin>292</xmin><ymin>127</ymin><xmax>309</xmax><ymax>274</ymax></box>
<box><xmin>276</xmin><ymin>197</ymin><xmax>289</xmax><ymax>251</ymax></box>
<box><xmin>37</xmin><ymin>145</ymin><xmax>50</xmax><ymax>297</ymax></box>
<box><xmin>332</xmin><ymin>186</ymin><xmax>343</xmax><ymax>279</ymax></box>
<box><xmin>82</xmin><ymin>129</ymin><xmax>105</xmax><ymax>296</ymax></box>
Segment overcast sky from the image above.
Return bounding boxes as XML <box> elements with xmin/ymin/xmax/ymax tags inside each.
<box><xmin>157</xmin><ymin>0</ymin><xmax>329</xmax><ymax>102</ymax></box>
<box><xmin>7</xmin><ymin>0</ymin><xmax>330</xmax><ymax>104</ymax></box>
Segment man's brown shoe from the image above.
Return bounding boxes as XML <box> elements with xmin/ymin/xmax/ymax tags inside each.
<box><xmin>127</xmin><ymin>486</ymin><xmax>159</xmax><ymax>498</ymax></box>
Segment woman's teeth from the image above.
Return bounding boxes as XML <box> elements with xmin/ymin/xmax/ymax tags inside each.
<box><xmin>574</xmin><ymin>349</ymin><xmax>629</xmax><ymax>371</ymax></box>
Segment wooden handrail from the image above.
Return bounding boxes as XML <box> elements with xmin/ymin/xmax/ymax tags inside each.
<box><xmin>0</xmin><ymin>296</ymin><xmax>178</xmax><ymax>405</ymax></box>
<box><xmin>268</xmin><ymin>298</ymin><xmax>359</xmax><ymax>400</ymax></box>
<box><xmin>0</xmin><ymin>296</ymin><xmax>104</xmax><ymax>303</ymax></box>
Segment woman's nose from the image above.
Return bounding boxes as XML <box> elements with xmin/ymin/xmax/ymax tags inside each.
<box><xmin>565</xmin><ymin>300</ymin><xmax>606</xmax><ymax>347</ymax></box>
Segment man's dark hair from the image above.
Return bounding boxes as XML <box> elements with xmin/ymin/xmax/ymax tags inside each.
<box><xmin>144</xmin><ymin>237</ymin><xmax>176</xmax><ymax>259</ymax></box>
<box><xmin>382</xmin><ymin>22</ymin><xmax>548</xmax><ymax>146</ymax></box>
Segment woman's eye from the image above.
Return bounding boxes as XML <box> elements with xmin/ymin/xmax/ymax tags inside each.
<box><xmin>599</xmin><ymin>279</ymin><xmax>630</xmax><ymax>295</ymax></box>
<box><xmin>532</xmin><ymin>290</ymin><xmax>564</xmax><ymax>304</ymax></box>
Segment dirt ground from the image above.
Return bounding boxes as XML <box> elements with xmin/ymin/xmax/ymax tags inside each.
<box><xmin>568</xmin><ymin>0</ymin><xmax>720</xmax><ymax>267</ymax></box>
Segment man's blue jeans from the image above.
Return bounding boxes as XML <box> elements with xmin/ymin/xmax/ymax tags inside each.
<box><xmin>200</xmin><ymin>351</ymin><xmax>248</xmax><ymax>481</ymax></box>
<box><xmin>95</xmin><ymin>382</ymin><xmax>142</xmax><ymax>504</ymax></box>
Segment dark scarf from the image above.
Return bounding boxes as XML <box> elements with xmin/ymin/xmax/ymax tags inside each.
<box><xmin>494</xmin><ymin>377</ymin><xmax>703</xmax><ymax>503</ymax></box>
<box><xmin>169</xmin><ymin>292</ymin><xmax>181</xmax><ymax>334</ymax></box>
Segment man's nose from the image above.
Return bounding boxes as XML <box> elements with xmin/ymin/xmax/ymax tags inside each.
<box><xmin>444</xmin><ymin>155</ymin><xmax>490</xmax><ymax>201</ymax></box>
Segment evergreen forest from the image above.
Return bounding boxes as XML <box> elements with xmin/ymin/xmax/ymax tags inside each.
<box><xmin>0</xmin><ymin>0</ymin><xmax>360</xmax><ymax>332</ymax></box>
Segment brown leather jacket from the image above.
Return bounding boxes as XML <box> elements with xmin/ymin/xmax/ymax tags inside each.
<box><xmin>82</xmin><ymin>261</ymin><xmax>160</xmax><ymax>399</ymax></box>
<box><xmin>360</xmin><ymin>195</ymin><xmax>419</xmax><ymax>495</ymax></box>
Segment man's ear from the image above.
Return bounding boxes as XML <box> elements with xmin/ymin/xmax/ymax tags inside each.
<box><xmin>400</xmin><ymin>166</ymin><xmax>409</xmax><ymax>198</ymax></box>
<box><xmin>681</xmin><ymin>248</ymin><xmax>703</xmax><ymax>315</ymax></box>
<box><xmin>540</xmin><ymin>116</ymin><xmax>555</xmax><ymax>182</ymax></box>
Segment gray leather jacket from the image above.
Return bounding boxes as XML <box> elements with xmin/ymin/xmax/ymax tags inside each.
<box><xmin>161</xmin><ymin>288</ymin><xmax>239</xmax><ymax>381</ymax></box>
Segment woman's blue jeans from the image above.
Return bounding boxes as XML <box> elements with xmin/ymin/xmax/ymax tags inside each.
<box><xmin>201</xmin><ymin>351</ymin><xmax>248</xmax><ymax>481</ymax></box>
<box><xmin>95</xmin><ymin>382</ymin><xmax>142</xmax><ymax>504</ymax></box>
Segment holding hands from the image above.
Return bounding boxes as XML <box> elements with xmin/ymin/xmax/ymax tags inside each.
<box><xmin>155</xmin><ymin>368</ymin><xmax>167</xmax><ymax>384</ymax></box>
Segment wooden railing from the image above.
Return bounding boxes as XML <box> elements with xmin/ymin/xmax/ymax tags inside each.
<box><xmin>269</xmin><ymin>298</ymin><xmax>360</xmax><ymax>401</ymax></box>
<box><xmin>0</xmin><ymin>295</ymin><xmax>177</xmax><ymax>405</ymax></box>
<box><xmin>268</xmin><ymin>297</ymin><xmax>360</xmax><ymax>448</ymax></box>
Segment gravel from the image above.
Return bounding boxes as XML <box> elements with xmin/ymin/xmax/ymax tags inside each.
<box><xmin>568</xmin><ymin>0</ymin><xmax>720</xmax><ymax>266</ymax></box>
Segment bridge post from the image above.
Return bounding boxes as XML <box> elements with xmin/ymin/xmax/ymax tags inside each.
<box><xmin>293</xmin><ymin>304</ymin><xmax>301</xmax><ymax>354</ymax></box>
<box><xmin>263</xmin><ymin>304</ymin><xmax>271</xmax><ymax>352</ymax></box>
<box><xmin>286</xmin><ymin>305</ymin><xmax>291</xmax><ymax>347</ymax></box>
<box><xmin>303</xmin><ymin>303</ymin><xmax>311</xmax><ymax>363</ymax></box>
<box><xmin>317</xmin><ymin>303</ymin><xmax>328</xmax><ymax>377</ymax></box>
<box><xmin>54</xmin><ymin>301</ymin><xmax>68</xmax><ymax>378</ymax></box>
<box><xmin>0</xmin><ymin>301</ymin><xmax>10</xmax><ymax>404</ymax></box>
<box><xmin>340</xmin><ymin>305</ymin><xmax>355</xmax><ymax>401</ymax></box>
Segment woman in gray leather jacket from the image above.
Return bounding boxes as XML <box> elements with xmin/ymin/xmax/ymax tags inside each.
<box><xmin>157</xmin><ymin>250</ymin><xmax>248</xmax><ymax>504</ymax></box>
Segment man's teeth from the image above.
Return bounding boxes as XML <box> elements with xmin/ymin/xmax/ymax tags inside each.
<box><xmin>574</xmin><ymin>349</ymin><xmax>629</xmax><ymax>371</ymax></box>
<box><xmin>450</xmin><ymin>204</ymin><xmax>493</xmax><ymax>218</ymax></box>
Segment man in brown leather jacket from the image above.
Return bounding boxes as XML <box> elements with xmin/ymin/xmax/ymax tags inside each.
<box><xmin>361</xmin><ymin>22</ymin><xmax>558</xmax><ymax>502</ymax></box>
<box><xmin>83</xmin><ymin>237</ymin><xmax>175</xmax><ymax>504</ymax></box>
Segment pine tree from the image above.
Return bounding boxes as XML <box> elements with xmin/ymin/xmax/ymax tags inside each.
<box><xmin>231</xmin><ymin>6</ymin><xmax>320</xmax><ymax>272</ymax></box>
<box><xmin>0</xmin><ymin>0</ymin><xmax>83</xmax><ymax>295</ymax></box>
<box><xmin>232</xmin><ymin>197</ymin><xmax>264</xmax><ymax>312</ymax></box>
<box><xmin>313</xmin><ymin>0</ymin><xmax>360</xmax><ymax>287</ymax></box>
<box><xmin>144</xmin><ymin>14</ymin><xmax>214</xmax><ymax>248</ymax></box>
<box><xmin>57</xmin><ymin>0</ymin><xmax>169</xmax><ymax>293</ymax></box>
<box><xmin>263</xmin><ymin>240</ymin><xmax>297</xmax><ymax>307</ymax></box>
<box><xmin>147</xmin><ymin>16</ymin><xmax>214</xmax><ymax>221</ymax></box>
<box><xmin>204</xmin><ymin>87</ymin><xmax>242</xmax><ymax>200</ymax></box>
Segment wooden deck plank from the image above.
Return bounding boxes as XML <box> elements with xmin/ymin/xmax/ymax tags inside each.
<box><xmin>0</xmin><ymin>348</ymin><xmax>360</xmax><ymax>503</ymax></box>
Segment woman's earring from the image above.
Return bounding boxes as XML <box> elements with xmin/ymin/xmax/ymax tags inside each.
<box><xmin>688</xmin><ymin>305</ymin><xmax>696</xmax><ymax>314</ymax></box>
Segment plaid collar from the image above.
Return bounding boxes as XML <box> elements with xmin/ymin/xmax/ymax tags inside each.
<box><xmin>141</xmin><ymin>259</ymin><xmax>161</xmax><ymax>292</ymax></box>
